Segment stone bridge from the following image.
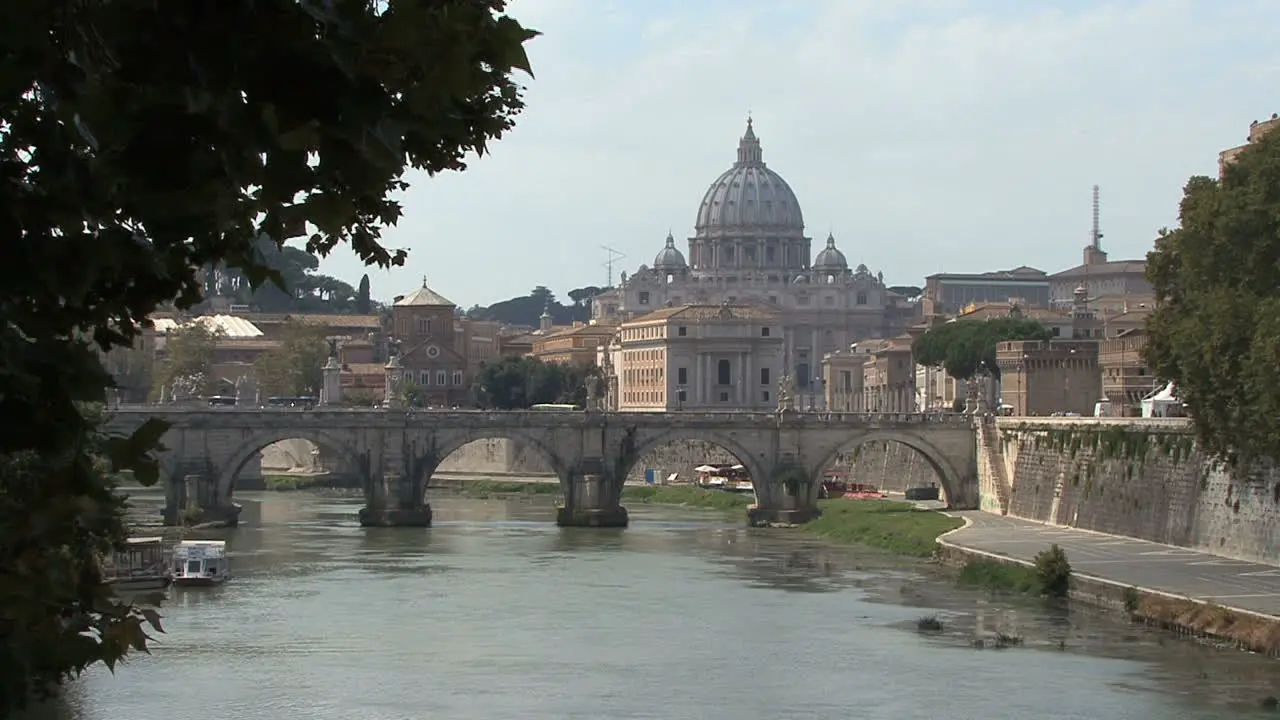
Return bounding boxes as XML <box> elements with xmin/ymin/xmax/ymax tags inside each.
<box><xmin>105</xmin><ymin>407</ymin><xmax>978</xmax><ymax>528</ymax></box>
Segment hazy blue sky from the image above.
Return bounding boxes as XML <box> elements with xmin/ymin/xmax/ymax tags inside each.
<box><xmin>315</xmin><ymin>0</ymin><xmax>1279</xmax><ymax>308</ymax></box>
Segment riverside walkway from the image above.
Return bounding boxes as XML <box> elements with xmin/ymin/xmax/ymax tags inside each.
<box><xmin>941</xmin><ymin>511</ymin><xmax>1280</xmax><ymax>618</ymax></box>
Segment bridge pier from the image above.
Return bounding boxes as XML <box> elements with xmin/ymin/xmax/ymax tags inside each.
<box><xmin>358</xmin><ymin>472</ymin><xmax>432</xmax><ymax>527</ymax></box>
<box><xmin>746</xmin><ymin>476</ymin><xmax>821</xmax><ymax>527</ymax></box>
<box><xmin>164</xmin><ymin>473</ymin><xmax>243</xmax><ymax>527</ymax></box>
<box><xmin>556</xmin><ymin>461</ymin><xmax>628</xmax><ymax>528</ymax></box>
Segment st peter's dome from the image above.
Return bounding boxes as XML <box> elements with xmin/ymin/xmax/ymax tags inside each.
<box><xmin>694</xmin><ymin>119</ymin><xmax>805</xmax><ymax>234</ymax></box>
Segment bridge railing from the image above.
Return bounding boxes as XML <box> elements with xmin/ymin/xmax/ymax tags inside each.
<box><xmin>108</xmin><ymin>404</ymin><xmax>975</xmax><ymax>426</ymax></box>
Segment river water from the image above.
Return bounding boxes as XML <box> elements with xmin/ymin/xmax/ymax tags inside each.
<box><xmin>23</xmin><ymin>491</ymin><xmax>1280</xmax><ymax>719</ymax></box>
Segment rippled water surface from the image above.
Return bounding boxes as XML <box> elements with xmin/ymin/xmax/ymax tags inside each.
<box><xmin>26</xmin><ymin>491</ymin><xmax>1280</xmax><ymax>719</ymax></box>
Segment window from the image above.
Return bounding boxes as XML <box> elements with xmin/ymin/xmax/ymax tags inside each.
<box><xmin>825</xmin><ymin>295</ymin><xmax>834</xmax><ymax>305</ymax></box>
<box><xmin>798</xmin><ymin>295</ymin><xmax>810</xmax><ymax>306</ymax></box>
<box><xmin>797</xmin><ymin>363</ymin><xmax>810</xmax><ymax>388</ymax></box>
<box><xmin>766</xmin><ymin>246</ymin><xmax>776</xmax><ymax>262</ymax></box>
<box><xmin>856</xmin><ymin>292</ymin><xmax>867</xmax><ymax>305</ymax></box>
<box><xmin>762</xmin><ymin>390</ymin><xmax>770</xmax><ymax>402</ymax></box>
<box><xmin>719</xmin><ymin>391</ymin><xmax>729</xmax><ymax>402</ymax></box>
<box><xmin>760</xmin><ymin>327</ymin><xmax>770</xmax><ymax>337</ymax></box>
<box><xmin>639</xmin><ymin>291</ymin><xmax>650</xmax><ymax>305</ymax></box>
<box><xmin>678</xmin><ymin>367</ymin><xmax>688</xmax><ymax>385</ymax></box>
<box><xmin>760</xmin><ymin>368</ymin><xmax>770</xmax><ymax>386</ymax></box>
<box><xmin>677</xmin><ymin>390</ymin><xmax>687</xmax><ymax>403</ymax></box>
<box><xmin>1052</xmin><ymin>326</ymin><xmax>1061</xmax><ymax>337</ymax></box>
<box><xmin>717</xmin><ymin>359</ymin><xmax>731</xmax><ymax>386</ymax></box>
<box><xmin>678</xmin><ymin>326</ymin><xmax>687</xmax><ymax>337</ymax></box>
<box><xmin>436</xmin><ymin>371</ymin><xmax>447</xmax><ymax>386</ymax></box>
<box><xmin>452</xmin><ymin>371</ymin><xmax>463</xmax><ymax>386</ymax></box>
<box><xmin>745</xmin><ymin>246</ymin><xmax>756</xmax><ymax>260</ymax></box>
<box><xmin>420</xmin><ymin>371</ymin><xmax>429</xmax><ymax>385</ymax></box>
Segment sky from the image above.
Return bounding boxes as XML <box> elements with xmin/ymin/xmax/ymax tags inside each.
<box><xmin>314</xmin><ymin>0</ymin><xmax>1280</xmax><ymax>308</ymax></box>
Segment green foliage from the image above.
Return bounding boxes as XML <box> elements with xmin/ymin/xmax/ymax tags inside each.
<box><xmin>151</xmin><ymin>323</ymin><xmax>224</xmax><ymax>399</ymax></box>
<box><xmin>254</xmin><ymin>320</ymin><xmax>330</xmax><ymax>397</ymax></box>
<box><xmin>456</xmin><ymin>480</ymin><xmax>564</xmax><ymax>498</ymax></box>
<box><xmin>805</xmin><ymin>499</ymin><xmax>964</xmax><ymax>557</ymax></box>
<box><xmin>621</xmin><ymin>485</ymin><xmax>754</xmax><ymax>511</ymax></box>
<box><xmin>957</xmin><ymin>559</ymin><xmax>1040</xmax><ymax>594</ymax></box>
<box><xmin>468</xmin><ymin>285</ymin><xmax>600</xmax><ymax>326</ymax></box>
<box><xmin>472</xmin><ymin>356</ymin><xmax>599</xmax><ymax>409</ymax></box>
<box><xmin>203</xmin><ymin>243</ymin><xmax>362</xmax><ymax>313</ymax></box>
<box><xmin>2</xmin><ymin>0</ymin><xmax>536</xmax><ymax>708</ymax></box>
<box><xmin>1033</xmin><ymin>544</ymin><xmax>1072</xmax><ymax>597</ymax></box>
<box><xmin>0</xmin><ymin>420</ymin><xmax>163</xmax><ymax>707</ymax></box>
<box><xmin>356</xmin><ymin>274</ymin><xmax>373</xmax><ymax>315</ymax></box>
<box><xmin>1122</xmin><ymin>586</ymin><xmax>1141</xmax><ymax>614</ymax></box>
<box><xmin>913</xmin><ymin>317</ymin><xmax>1052</xmax><ymax>380</ymax></box>
<box><xmin>1144</xmin><ymin>127</ymin><xmax>1280</xmax><ymax>465</ymax></box>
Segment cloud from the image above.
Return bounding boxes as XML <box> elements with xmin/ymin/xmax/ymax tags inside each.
<box><xmin>321</xmin><ymin>0</ymin><xmax>1280</xmax><ymax>306</ymax></box>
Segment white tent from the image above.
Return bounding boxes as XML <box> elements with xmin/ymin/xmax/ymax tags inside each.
<box><xmin>1141</xmin><ymin>382</ymin><xmax>1182</xmax><ymax>418</ymax></box>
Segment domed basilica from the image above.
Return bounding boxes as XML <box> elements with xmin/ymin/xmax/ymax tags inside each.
<box><xmin>592</xmin><ymin>119</ymin><xmax>912</xmax><ymax>394</ymax></box>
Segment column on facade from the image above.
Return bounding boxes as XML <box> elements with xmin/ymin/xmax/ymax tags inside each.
<box><xmin>737</xmin><ymin>352</ymin><xmax>747</xmax><ymax>405</ymax></box>
<box><xmin>744</xmin><ymin>352</ymin><xmax>754</xmax><ymax>407</ymax></box>
<box><xmin>700</xmin><ymin>353</ymin><xmax>710</xmax><ymax>405</ymax></box>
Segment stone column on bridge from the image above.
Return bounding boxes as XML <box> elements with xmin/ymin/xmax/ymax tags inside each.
<box><xmin>358</xmin><ymin>471</ymin><xmax>433</xmax><ymax>527</ymax></box>
<box><xmin>320</xmin><ymin>354</ymin><xmax>342</xmax><ymax>405</ymax></box>
<box><xmin>384</xmin><ymin>353</ymin><xmax>404</xmax><ymax>408</ymax></box>
<box><xmin>556</xmin><ymin>457</ymin><xmax>628</xmax><ymax>528</ymax></box>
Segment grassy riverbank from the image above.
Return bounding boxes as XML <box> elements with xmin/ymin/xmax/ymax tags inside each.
<box><xmin>804</xmin><ymin>500</ymin><xmax>963</xmax><ymax>558</ymax></box>
<box><xmin>621</xmin><ymin>485</ymin><xmax>755</xmax><ymax>511</ymax></box>
<box><xmin>451</xmin><ymin>480</ymin><xmax>562</xmax><ymax>498</ymax></box>
<box><xmin>264</xmin><ymin>474</ymin><xmax>332</xmax><ymax>491</ymax></box>
<box><xmin>621</xmin><ymin>487</ymin><xmax>961</xmax><ymax>558</ymax></box>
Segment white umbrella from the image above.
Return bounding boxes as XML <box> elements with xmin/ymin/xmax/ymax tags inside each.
<box><xmin>730</xmin><ymin>464</ymin><xmax>746</xmax><ymax>470</ymax></box>
<box><xmin>694</xmin><ymin>465</ymin><xmax>717</xmax><ymax>472</ymax></box>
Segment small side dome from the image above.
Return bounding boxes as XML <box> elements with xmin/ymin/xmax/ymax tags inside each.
<box><xmin>813</xmin><ymin>233</ymin><xmax>848</xmax><ymax>271</ymax></box>
<box><xmin>653</xmin><ymin>232</ymin><xmax>688</xmax><ymax>270</ymax></box>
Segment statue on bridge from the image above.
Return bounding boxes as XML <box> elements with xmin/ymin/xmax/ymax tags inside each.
<box><xmin>776</xmin><ymin>374</ymin><xmax>796</xmax><ymax>414</ymax></box>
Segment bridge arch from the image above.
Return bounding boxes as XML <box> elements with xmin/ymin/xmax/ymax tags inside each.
<box><xmin>423</xmin><ymin>429</ymin><xmax>570</xmax><ymax>498</ymax></box>
<box><xmin>621</xmin><ymin>428</ymin><xmax>770</xmax><ymax>492</ymax></box>
<box><xmin>216</xmin><ymin>428</ymin><xmax>364</xmax><ymax>501</ymax></box>
<box><xmin>810</xmin><ymin>429</ymin><xmax>967</xmax><ymax>506</ymax></box>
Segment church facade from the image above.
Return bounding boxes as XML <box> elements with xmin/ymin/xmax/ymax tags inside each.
<box><xmin>592</xmin><ymin>120</ymin><xmax>915</xmax><ymax>398</ymax></box>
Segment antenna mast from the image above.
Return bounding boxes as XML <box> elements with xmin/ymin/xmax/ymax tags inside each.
<box><xmin>1090</xmin><ymin>184</ymin><xmax>1103</xmax><ymax>250</ymax></box>
<box><xmin>601</xmin><ymin>245</ymin><xmax>626</xmax><ymax>288</ymax></box>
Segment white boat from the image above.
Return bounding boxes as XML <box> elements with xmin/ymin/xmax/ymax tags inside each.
<box><xmin>172</xmin><ymin>540</ymin><xmax>231</xmax><ymax>587</ymax></box>
<box><xmin>104</xmin><ymin>536</ymin><xmax>173</xmax><ymax>592</ymax></box>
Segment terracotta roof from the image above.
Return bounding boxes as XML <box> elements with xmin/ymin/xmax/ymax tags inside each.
<box><xmin>394</xmin><ymin>282</ymin><xmax>454</xmax><ymax>307</ymax></box>
<box><xmin>538</xmin><ymin>323</ymin><xmax>618</xmax><ymax>339</ymax></box>
<box><xmin>1050</xmin><ymin>260</ymin><xmax>1147</xmax><ymax>279</ymax></box>
<box><xmin>626</xmin><ymin>303</ymin><xmax>778</xmax><ymax>324</ymax></box>
<box><xmin>957</xmin><ymin>303</ymin><xmax>1067</xmax><ymax>322</ymax></box>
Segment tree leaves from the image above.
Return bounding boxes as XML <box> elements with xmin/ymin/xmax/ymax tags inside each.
<box><xmin>1144</xmin><ymin>128</ymin><xmax>1280</xmax><ymax>465</ymax></box>
<box><xmin>254</xmin><ymin>319</ymin><xmax>330</xmax><ymax>397</ymax></box>
<box><xmin>912</xmin><ymin>317</ymin><xmax>1052</xmax><ymax>380</ymax></box>
<box><xmin>2</xmin><ymin>0</ymin><xmax>536</xmax><ymax>708</ymax></box>
<box><xmin>472</xmin><ymin>357</ymin><xmax>599</xmax><ymax>409</ymax></box>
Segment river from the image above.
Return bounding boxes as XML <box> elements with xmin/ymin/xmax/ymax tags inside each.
<box><xmin>22</xmin><ymin>490</ymin><xmax>1280</xmax><ymax>719</ymax></box>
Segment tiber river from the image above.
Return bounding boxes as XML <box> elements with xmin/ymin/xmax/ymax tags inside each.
<box><xmin>21</xmin><ymin>489</ymin><xmax>1280</xmax><ymax>720</ymax></box>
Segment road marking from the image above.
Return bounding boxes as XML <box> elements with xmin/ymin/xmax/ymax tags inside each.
<box><xmin>1237</xmin><ymin>569</ymin><xmax>1280</xmax><ymax>578</ymax></box>
<box><xmin>1203</xmin><ymin>593</ymin><xmax>1280</xmax><ymax>600</ymax></box>
<box><xmin>1138</xmin><ymin>550</ymin><xmax>1205</xmax><ymax>557</ymax></box>
<box><xmin>1188</xmin><ymin>560</ymin><xmax>1254</xmax><ymax>567</ymax></box>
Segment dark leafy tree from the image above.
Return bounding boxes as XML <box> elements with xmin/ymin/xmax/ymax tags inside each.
<box><xmin>472</xmin><ymin>356</ymin><xmax>597</xmax><ymax>409</ymax></box>
<box><xmin>356</xmin><ymin>274</ymin><xmax>373</xmax><ymax>314</ymax></box>
<box><xmin>468</xmin><ymin>286</ymin><xmax>590</xmax><ymax>326</ymax></box>
<box><xmin>912</xmin><ymin>317</ymin><xmax>1052</xmax><ymax>380</ymax></box>
<box><xmin>887</xmin><ymin>285</ymin><xmax>923</xmax><ymax>299</ymax></box>
<box><xmin>1145</xmin><ymin>127</ymin><xmax>1280</xmax><ymax>465</ymax></box>
<box><xmin>1</xmin><ymin>0</ymin><xmax>536</xmax><ymax>708</ymax></box>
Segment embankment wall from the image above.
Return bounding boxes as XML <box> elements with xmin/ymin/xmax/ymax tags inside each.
<box><xmin>984</xmin><ymin>418</ymin><xmax>1280</xmax><ymax>564</ymax></box>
